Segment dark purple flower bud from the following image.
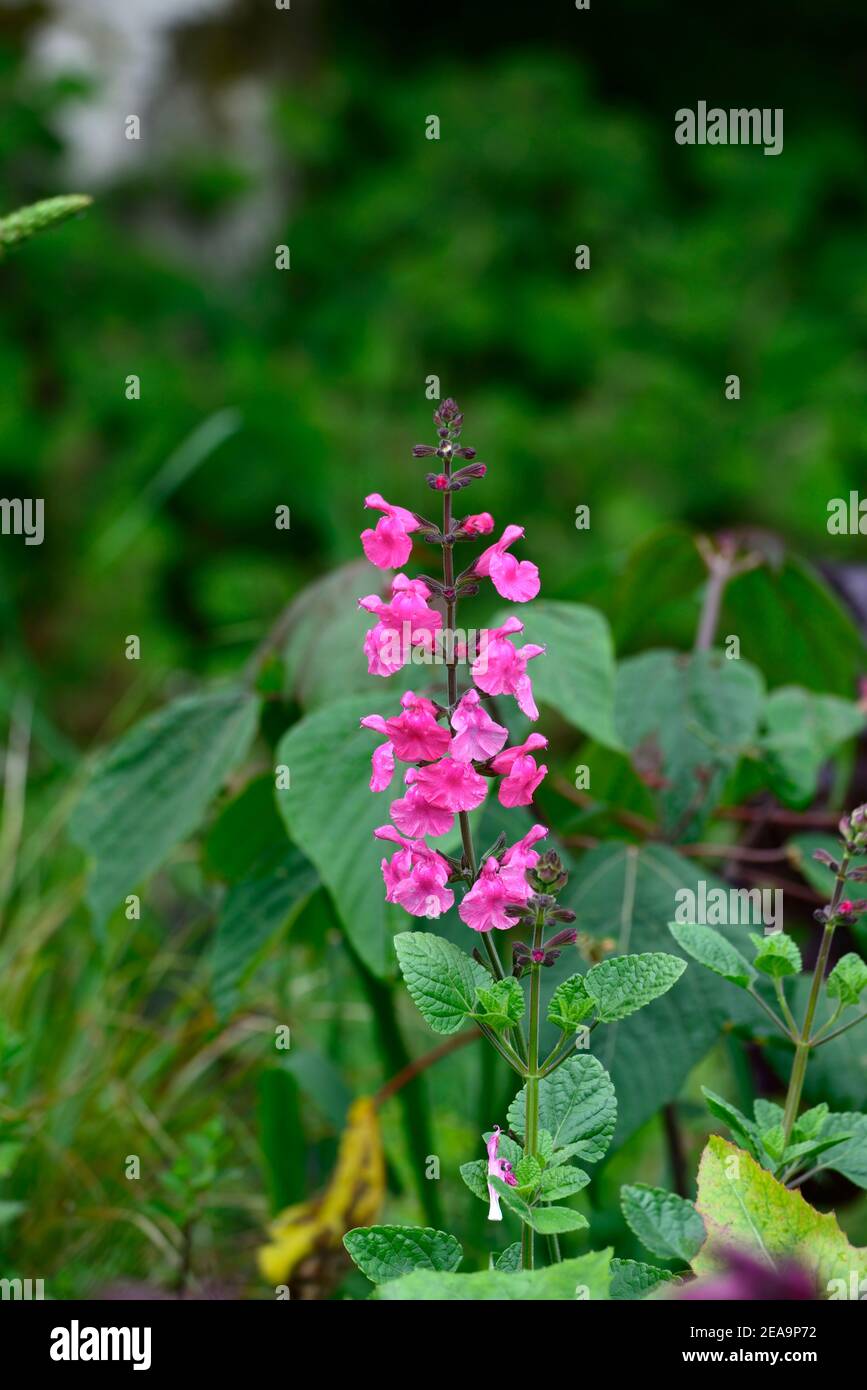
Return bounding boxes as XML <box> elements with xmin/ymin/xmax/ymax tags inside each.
<box><xmin>812</xmin><ymin>848</ymin><xmax>839</xmax><ymax>870</ymax></box>
<box><xmin>412</xmin><ymin>444</ymin><xmax>437</xmax><ymax>458</ymax></box>
<box><xmin>545</xmin><ymin>926</ymin><xmax>578</xmax><ymax>947</ymax></box>
<box><xmin>454</xmin><ymin>447</ymin><xmax>477</xmax><ymax>459</ymax></box>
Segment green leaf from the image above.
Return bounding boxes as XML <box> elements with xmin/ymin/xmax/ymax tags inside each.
<box><xmin>473</xmin><ymin>977</ymin><xmax>525</xmax><ymax>1031</ymax></box>
<box><xmin>615</xmin><ymin>649</ymin><xmax>764</xmax><ymax>837</ymax></box>
<box><xmin>547</xmin><ymin>973</ymin><xmax>594</xmax><ymax>1031</ymax></box>
<box><xmin>826</xmin><ymin>953</ymin><xmax>867</xmax><ymax>1009</ymax></box>
<box><xmin>257</xmin><ymin>1069</ymin><xmax>306</xmax><ymax>1211</ymax></box>
<box><xmin>749</xmin><ymin>931</ymin><xmax>802</xmax><ymax>979</ymax></box>
<box><xmin>514</xmin><ymin>1154</ymin><xmax>543</xmax><ymax>1190</ymax></box>
<box><xmin>509</xmin><ymin>1055</ymin><xmax>616</xmax><ymax>1162</ymax></box>
<box><xmin>701</xmin><ymin>1088</ymin><xmax>760</xmax><ymax>1160</ymax></box>
<box><xmin>610</xmin><ymin>1258</ymin><xmax>676</xmax><ymax>1301</ymax></box>
<box><xmin>211</xmin><ymin>848</ymin><xmax>318</xmax><ymax>1018</ymax></box>
<box><xmin>494</xmin><ymin>600</ymin><xmax>620</xmax><ymax>750</ymax></box>
<box><xmin>376</xmin><ymin>1249</ymin><xmax>612</xmax><ymax>1300</ymax></box>
<box><xmin>693</xmin><ymin>1136</ymin><xmax>867</xmax><ymax>1293</ymax></box>
<box><xmin>490</xmin><ymin>1179</ymin><xmax>588</xmax><ymax>1234</ymax></box>
<box><xmin>493</xmin><ymin>1243</ymin><xmax>522</xmax><ymax>1272</ymax></box>
<box><xmin>276</xmin><ymin>693</ymin><xmax>411</xmax><ymax>976</ymax></box>
<box><xmin>539</xmin><ymin>1163</ymin><xmax>591</xmax><ymax>1201</ymax></box>
<box><xmin>759</xmin><ymin>688</ymin><xmax>864</xmax><ymax>807</ymax></box>
<box><xmin>620</xmin><ymin>1183</ymin><xmax>706</xmax><ymax>1263</ymax></box>
<box><xmin>0</xmin><ymin>1201</ymin><xmax>25</xmax><ymax>1227</ymax></box>
<box><xmin>563</xmin><ymin>843</ymin><xmax>762</xmax><ymax>1143</ymax></box>
<box><xmin>343</xmin><ymin>1225</ymin><xmax>463</xmax><ymax>1284</ymax></box>
<box><xmin>459</xmin><ymin>1160</ymin><xmax>489</xmax><ymax>1203</ymax></box>
<box><xmin>817</xmin><ymin>1113</ymin><xmax>867</xmax><ymax>1188</ymax></box>
<box><xmin>722</xmin><ymin>558</ymin><xmax>867</xmax><ymax>699</ymax></box>
<box><xmin>584</xmin><ymin>951</ymin><xmax>686</xmax><ymax>1022</ymax></box>
<box><xmin>668</xmin><ymin>921</ymin><xmax>754</xmax><ymax>988</ymax></box>
<box><xmin>395</xmin><ymin>932</ymin><xmax>489</xmax><ymax>1035</ymax></box>
<box><xmin>204</xmin><ymin>773</ymin><xmax>289</xmax><ymax>883</ymax></box>
<box><xmin>71</xmin><ymin>688</ymin><xmax>259</xmax><ymax>930</ymax></box>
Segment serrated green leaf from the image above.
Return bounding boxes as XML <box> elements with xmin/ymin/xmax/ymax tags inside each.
<box><xmin>509</xmin><ymin>1055</ymin><xmax>616</xmax><ymax>1162</ymax></box>
<box><xmin>514</xmin><ymin>1154</ymin><xmax>543</xmax><ymax>1190</ymax></box>
<box><xmin>493</xmin><ymin>1242</ymin><xmax>522</xmax><ymax>1272</ymax></box>
<box><xmin>343</xmin><ymin>1225</ymin><xmax>462</xmax><ymax>1284</ymax></box>
<box><xmin>817</xmin><ymin>1113</ymin><xmax>867</xmax><ymax>1188</ymax></box>
<box><xmin>693</xmin><ymin>1136</ymin><xmax>867</xmax><ymax>1293</ymax></box>
<box><xmin>537</xmin><ymin>1129</ymin><xmax>555</xmax><ymax>1164</ymax></box>
<box><xmin>754</xmin><ymin>1099</ymin><xmax>786</xmax><ymax>1131</ymax></box>
<box><xmin>826</xmin><ymin>953</ymin><xmax>867</xmax><ymax>1008</ymax></box>
<box><xmin>759</xmin><ymin>1125</ymin><xmax>786</xmax><ymax>1163</ymax></box>
<box><xmin>459</xmin><ymin>1159</ymin><xmax>489</xmax><ymax>1203</ymax></box>
<box><xmin>584</xmin><ymin>951</ymin><xmax>686</xmax><ymax>1022</ymax></box>
<box><xmin>395</xmin><ymin>932</ymin><xmax>488</xmax><ymax>1035</ymax></box>
<box><xmin>539</xmin><ymin>1163</ymin><xmax>591</xmax><ymax>1200</ymax></box>
<box><xmin>490</xmin><ymin>1178</ymin><xmax>588</xmax><ymax>1235</ymax></box>
<box><xmin>474</xmin><ymin>976</ymin><xmax>525</xmax><ymax>1031</ymax></box>
<box><xmin>621</xmin><ymin>1183</ymin><xmax>705</xmax><ymax>1263</ymax></box>
<box><xmin>669</xmin><ymin>920</ymin><xmax>754</xmax><ymax>988</ymax></box>
<box><xmin>610</xmin><ymin>1257</ymin><xmax>676</xmax><ymax>1300</ymax></box>
<box><xmin>749</xmin><ymin>931</ymin><xmax>802</xmax><ymax>978</ymax></box>
<box><xmin>759</xmin><ymin>687</ymin><xmax>864</xmax><ymax>807</ymax></box>
<box><xmin>547</xmin><ymin>973</ymin><xmax>594</xmax><ymax>1030</ymax></box>
<box><xmin>376</xmin><ymin>1249</ymin><xmax>612</xmax><ymax>1300</ymax></box>
<box><xmin>71</xmin><ymin>688</ymin><xmax>260</xmax><ymax>931</ymax></box>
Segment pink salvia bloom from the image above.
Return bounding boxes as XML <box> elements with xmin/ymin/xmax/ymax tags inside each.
<box><xmin>412</xmin><ymin>757</ymin><xmax>488</xmax><ymax>813</ymax></box>
<box><xmin>490</xmin><ymin>732</ymin><xmax>548</xmax><ymax>775</ymax></box>
<box><xmin>449</xmin><ymin>688</ymin><xmax>508</xmax><ymax>763</ymax></box>
<box><xmin>358</xmin><ymin>714</ymin><xmax>395</xmax><ymax>791</ymax></box>
<box><xmin>500</xmin><ymin>824</ymin><xmax>548</xmax><ymax>900</ymax></box>
<box><xmin>361</xmin><ymin>492</ymin><xmax>420</xmax><ymax>569</ymax></box>
<box><xmin>390</xmin><ymin>768</ymin><xmax>455</xmax><ymax>838</ymax></box>
<box><xmin>374</xmin><ymin>826</ymin><xmax>454</xmax><ymax>918</ymax></box>
<box><xmin>359</xmin><ymin>574</ymin><xmax>443</xmax><ymax>675</ymax></box>
<box><xmin>474</xmin><ymin>524</ymin><xmax>540</xmax><ymax>602</ymax></box>
<box><xmin>472</xmin><ymin>616</ymin><xmax>545</xmax><ymax>719</ymax></box>
<box><xmin>459</xmin><ymin>857</ymin><xmax>525</xmax><ymax>932</ymax></box>
<box><xmin>384</xmin><ymin>691</ymin><xmax>451</xmax><ymax>762</ymax></box>
<box><xmin>486</xmin><ymin>1126</ymin><xmax>517</xmax><ymax>1221</ymax></box>
<box><xmin>498</xmin><ymin>753</ymin><xmax>547</xmax><ymax>807</ymax></box>
<box><xmin>462</xmin><ymin>512</ymin><xmax>495</xmax><ymax>535</ymax></box>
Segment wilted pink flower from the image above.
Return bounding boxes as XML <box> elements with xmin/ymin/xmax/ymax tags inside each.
<box><xmin>461</xmin><ymin>512</ymin><xmax>495</xmax><ymax>535</ymax></box>
<box><xmin>361</xmin><ymin>493</ymin><xmax>420</xmax><ymax>569</ymax></box>
<box><xmin>390</xmin><ymin>769</ymin><xmax>455</xmax><ymax>838</ymax></box>
<box><xmin>474</xmin><ymin>525</ymin><xmax>540</xmax><ymax>603</ymax></box>
<box><xmin>412</xmin><ymin>757</ymin><xmax>488</xmax><ymax>813</ymax></box>
<box><xmin>486</xmin><ymin>1126</ymin><xmax>518</xmax><ymax>1221</ymax></box>
<box><xmin>375</xmin><ymin>826</ymin><xmax>454</xmax><ymax>918</ymax></box>
<box><xmin>449</xmin><ymin>689</ymin><xmax>508</xmax><ymax>763</ymax></box>
<box><xmin>472</xmin><ymin>616</ymin><xmax>545</xmax><ymax>719</ymax></box>
<box><xmin>359</xmin><ymin>574</ymin><xmax>443</xmax><ymax>676</ymax></box>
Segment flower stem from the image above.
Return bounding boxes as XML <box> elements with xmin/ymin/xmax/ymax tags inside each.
<box><xmin>781</xmin><ymin>851</ymin><xmax>849</xmax><ymax>1143</ymax></box>
<box><xmin>522</xmin><ymin>915</ymin><xmax>544</xmax><ymax>1271</ymax></box>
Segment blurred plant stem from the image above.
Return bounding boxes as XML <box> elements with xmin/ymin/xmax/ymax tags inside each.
<box><xmin>349</xmin><ymin>945</ymin><xmax>444</xmax><ymax>1228</ymax></box>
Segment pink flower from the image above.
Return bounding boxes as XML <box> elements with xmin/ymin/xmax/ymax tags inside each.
<box><xmin>472</xmin><ymin>616</ymin><xmax>545</xmax><ymax>719</ymax></box>
<box><xmin>360</xmin><ymin>574</ymin><xmax>443</xmax><ymax>676</ymax></box>
<box><xmin>357</xmin><ymin>719</ymin><xmax>396</xmax><ymax>792</ymax></box>
<box><xmin>449</xmin><ymin>689</ymin><xmax>508</xmax><ymax>763</ymax></box>
<box><xmin>375</xmin><ymin>826</ymin><xmax>454</xmax><ymax>919</ymax></box>
<box><xmin>412</xmin><ymin>757</ymin><xmax>488</xmax><ymax>813</ymax></box>
<box><xmin>491</xmin><ymin>733</ymin><xmax>549</xmax><ymax>807</ymax></box>
<box><xmin>474</xmin><ymin>524</ymin><xmax>540</xmax><ymax>603</ymax></box>
<box><xmin>500</xmin><ymin>824</ymin><xmax>548</xmax><ymax>899</ymax></box>
<box><xmin>364</xmin><ymin>690</ymin><xmax>451</xmax><ymax>764</ymax></box>
<box><xmin>390</xmin><ymin>768</ymin><xmax>455</xmax><ymax>838</ymax></box>
<box><xmin>486</xmin><ymin>1126</ymin><xmax>517</xmax><ymax>1222</ymax></box>
<box><xmin>361</xmin><ymin>493</ymin><xmax>420</xmax><ymax>570</ymax></box>
<box><xmin>459</xmin><ymin>856</ymin><xmax>524</xmax><ymax>932</ymax></box>
<box><xmin>461</xmin><ymin>512</ymin><xmax>495</xmax><ymax>535</ymax></box>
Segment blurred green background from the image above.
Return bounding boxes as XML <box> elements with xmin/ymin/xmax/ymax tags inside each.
<box><xmin>2</xmin><ymin>0</ymin><xmax>867</xmax><ymax>1298</ymax></box>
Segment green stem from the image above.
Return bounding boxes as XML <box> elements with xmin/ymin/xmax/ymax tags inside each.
<box><xmin>781</xmin><ymin>852</ymin><xmax>849</xmax><ymax>1143</ymax></box>
<box><xmin>812</xmin><ymin>1008</ymin><xmax>867</xmax><ymax>1047</ymax></box>
<box><xmin>522</xmin><ymin>917</ymin><xmax>544</xmax><ymax>1271</ymax></box>
<box><xmin>774</xmin><ymin>977</ymin><xmax>798</xmax><ymax>1037</ymax></box>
